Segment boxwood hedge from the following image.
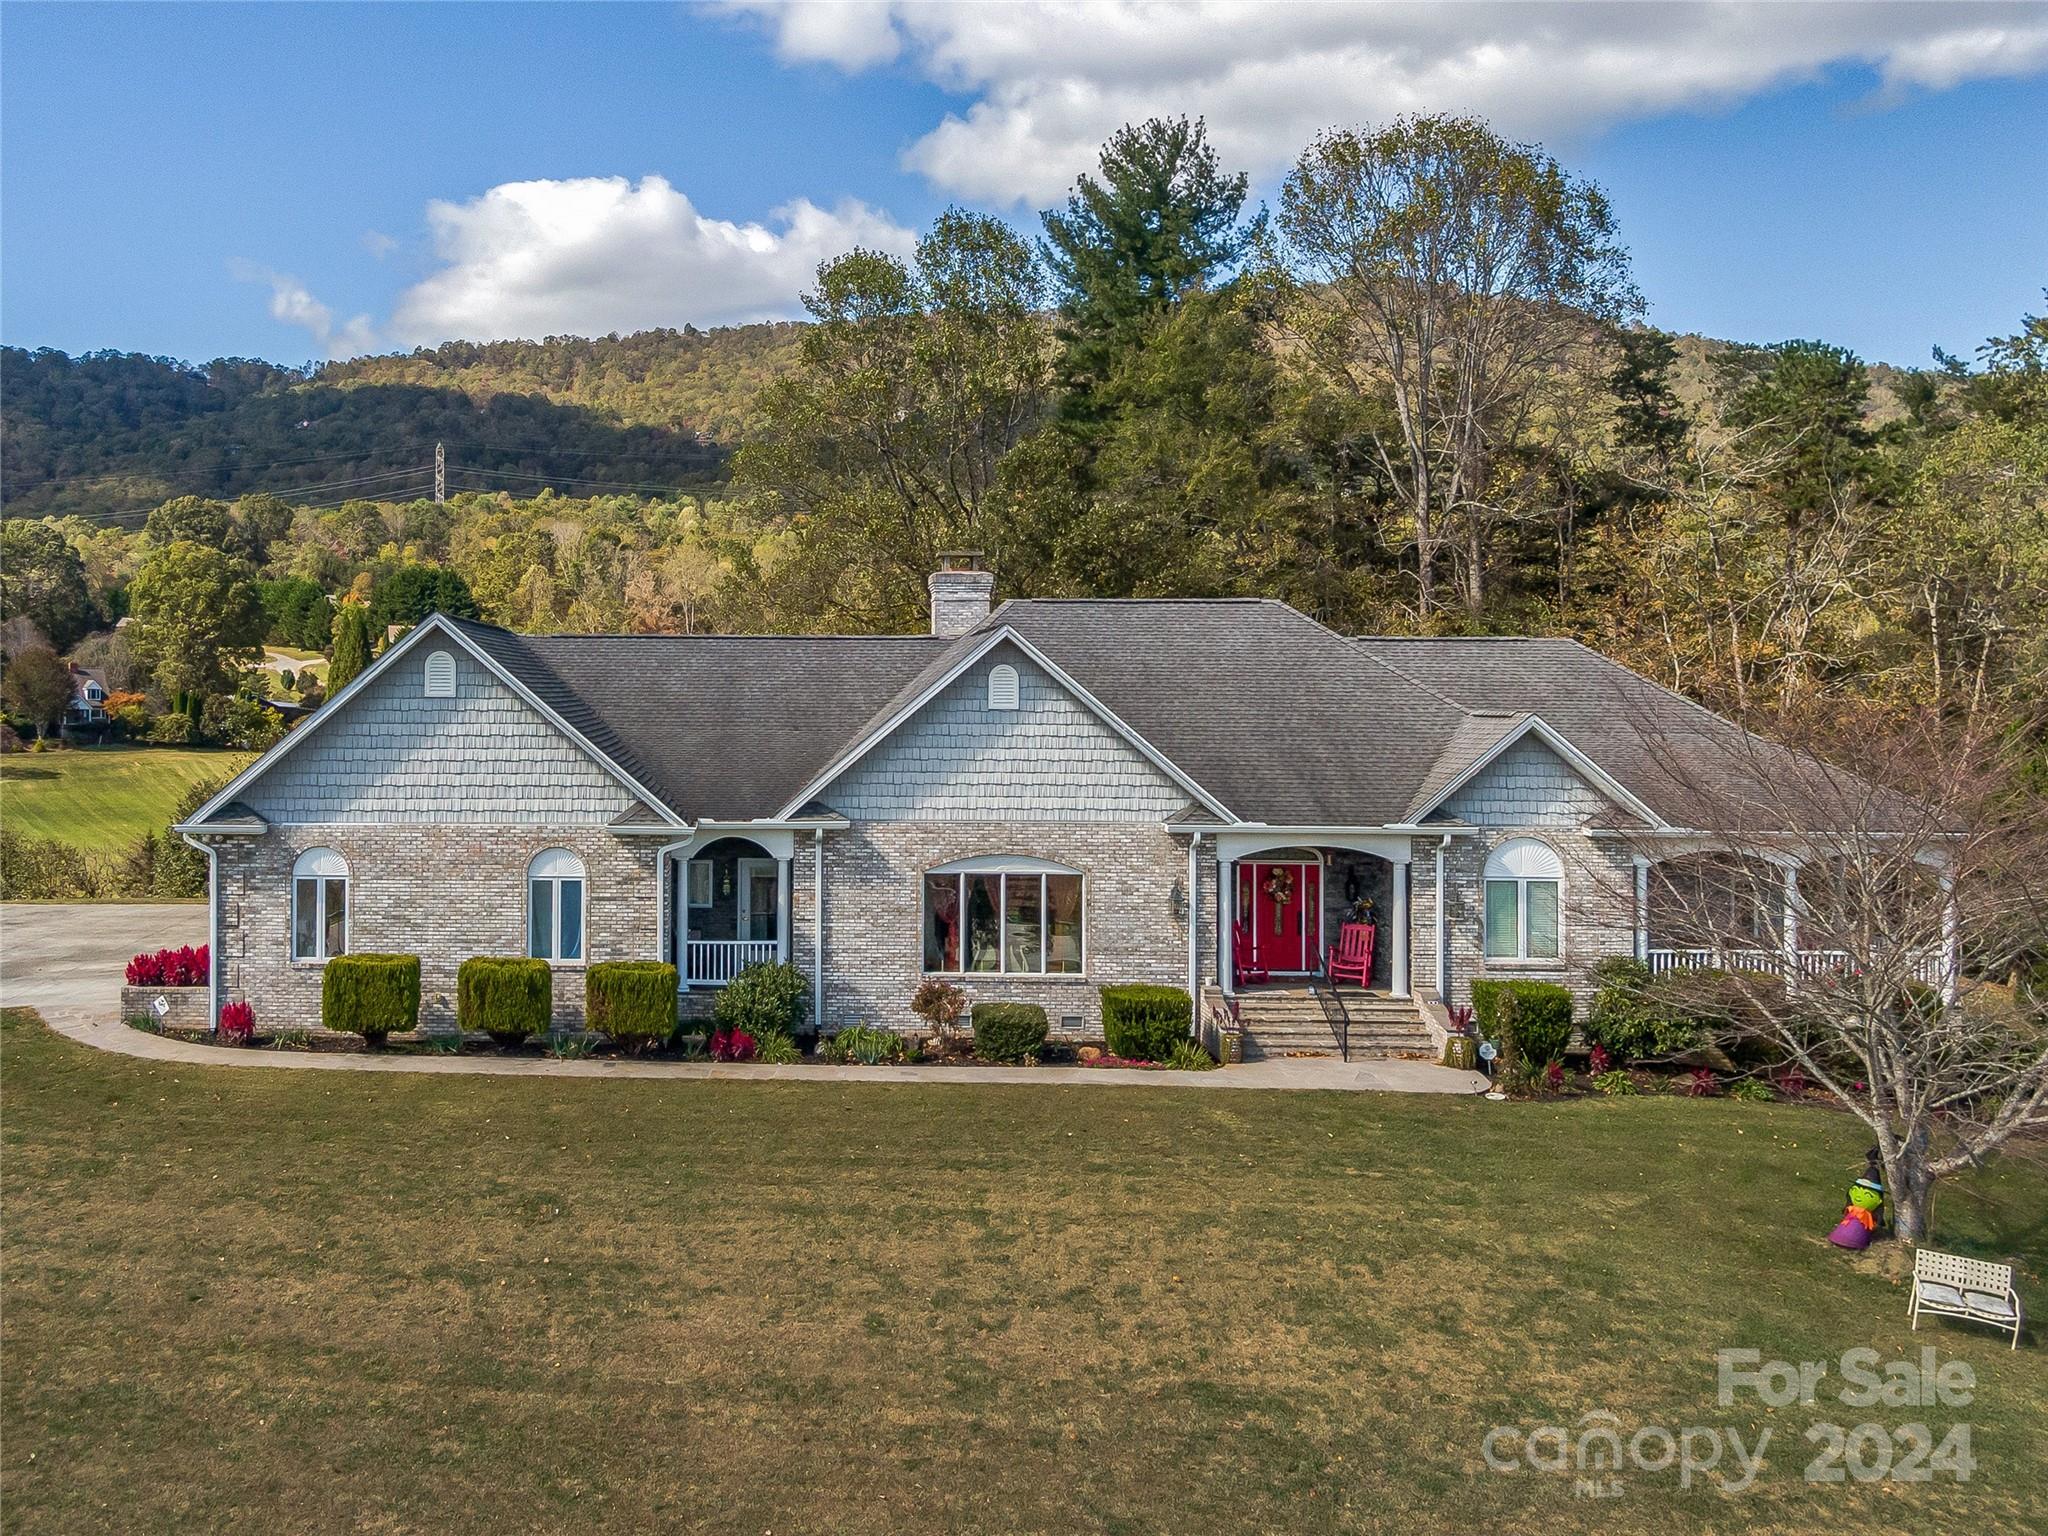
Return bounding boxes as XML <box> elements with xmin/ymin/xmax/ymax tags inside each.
<box><xmin>1469</xmin><ymin>977</ymin><xmax>1573</xmax><ymax>1066</ymax></box>
<box><xmin>1100</xmin><ymin>984</ymin><xmax>1192</xmax><ymax>1061</ymax></box>
<box><xmin>971</xmin><ymin>1002</ymin><xmax>1048</xmax><ymax>1063</ymax></box>
<box><xmin>321</xmin><ymin>954</ymin><xmax>420</xmax><ymax>1046</ymax></box>
<box><xmin>457</xmin><ymin>956</ymin><xmax>552</xmax><ymax>1044</ymax></box>
<box><xmin>585</xmin><ymin>961</ymin><xmax>678</xmax><ymax>1049</ymax></box>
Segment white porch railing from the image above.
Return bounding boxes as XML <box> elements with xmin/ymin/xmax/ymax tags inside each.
<box><xmin>1648</xmin><ymin>946</ymin><xmax>1949</xmax><ymax>987</ymax></box>
<box><xmin>684</xmin><ymin>939</ymin><xmax>781</xmax><ymax>987</ymax></box>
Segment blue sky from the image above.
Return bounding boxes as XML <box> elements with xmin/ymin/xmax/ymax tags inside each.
<box><xmin>3</xmin><ymin>2</ymin><xmax>2044</xmax><ymax>369</ymax></box>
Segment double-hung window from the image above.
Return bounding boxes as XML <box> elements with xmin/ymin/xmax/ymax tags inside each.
<box><xmin>1483</xmin><ymin>839</ymin><xmax>1562</xmax><ymax>961</ymax></box>
<box><xmin>528</xmin><ymin>848</ymin><xmax>586</xmax><ymax>962</ymax></box>
<box><xmin>923</xmin><ymin>857</ymin><xmax>1083</xmax><ymax>975</ymax></box>
<box><xmin>291</xmin><ymin>847</ymin><xmax>349</xmax><ymax>961</ymax></box>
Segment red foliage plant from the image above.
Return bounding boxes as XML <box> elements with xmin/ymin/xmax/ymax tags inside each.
<box><xmin>1588</xmin><ymin>1043</ymin><xmax>1613</xmax><ymax>1075</ymax></box>
<box><xmin>710</xmin><ymin>1028</ymin><xmax>757</xmax><ymax>1063</ymax></box>
<box><xmin>1545</xmin><ymin>1060</ymin><xmax>1565</xmax><ymax>1092</ymax></box>
<box><xmin>1682</xmin><ymin>1068</ymin><xmax>1720</xmax><ymax>1098</ymax></box>
<box><xmin>218</xmin><ymin>1000</ymin><xmax>255</xmax><ymax>1045</ymax></box>
<box><xmin>125</xmin><ymin>945</ymin><xmax>209</xmax><ymax>987</ymax></box>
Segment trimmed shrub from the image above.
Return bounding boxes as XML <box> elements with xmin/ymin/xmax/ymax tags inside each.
<box><xmin>1100</xmin><ymin>984</ymin><xmax>1192</xmax><ymax>1061</ymax></box>
<box><xmin>457</xmin><ymin>956</ymin><xmax>552</xmax><ymax>1044</ymax></box>
<box><xmin>586</xmin><ymin>961</ymin><xmax>678</xmax><ymax>1050</ymax></box>
<box><xmin>972</xmin><ymin>1002</ymin><xmax>1048</xmax><ymax>1064</ymax></box>
<box><xmin>1470</xmin><ymin>978</ymin><xmax>1573</xmax><ymax>1067</ymax></box>
<box><xmin>322</xmin><ymin>954</ymin><xmax>421</xmax><ymax>1046</ymax></box>
<box><xmin>713</xmin><ymin>961</ymin><xmax>809</xmax><ymax>1040</ymax></box>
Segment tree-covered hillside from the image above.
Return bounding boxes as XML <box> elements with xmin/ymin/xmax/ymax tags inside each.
<box><xmin>0</xmin><ymin>324</ymin><xmax>804</xmax><ymax>523</ymax></box>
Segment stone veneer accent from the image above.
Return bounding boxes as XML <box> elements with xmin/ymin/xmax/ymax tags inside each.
<box><xmin>819</xmin><ymin>820</ymin><xmax>1196</xmax><ymax>1037</ymax></box>
<box><xmin>209</xmin><ymin>825</ymin><xmax>659</xmax><ymax>1032</ymax></box>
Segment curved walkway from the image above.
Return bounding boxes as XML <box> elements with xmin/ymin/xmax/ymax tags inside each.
<box><xmin>3</xmin><ymin>903</ymin><xmax>1489</xmax><ymax>1094</ymax></box>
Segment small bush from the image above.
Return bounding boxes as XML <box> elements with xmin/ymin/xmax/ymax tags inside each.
<box><xmin>1585</xmin><ymin>956</ymin><xmax>1709</xmax><ymax>1061</ymax></box>
<box><xmin>972</xmin><ymin>1002</ymin><xmax>1048</xmax><ymax>1064</ymax></box>
<box><xmin>322</xmin><ymin>954</ymin><xmax>421</xmax><ymax>1046</ymax></box>
<box><xmin>713</xmin><ymin>962</ymin><xmax>809</xmax><ymax>1040</ymax></box>
<box><xmin>1592</xmin><ymin>1067</ymin><xmax>1638</xmax><ymax>1096</ymax></box>
<box><xmin>1166</xmin><ymin>1039</ymin><xmax>1218</xmax><ymax>1071</ymax></box>
<box><xmin>1728</xmin><ymin>1078</ymin><xmax>1775</xmax><ymax>1103</ymax></box>
<box><xmin>910</xmin><ymin>977</ymin><xmax>969</xmax><ymax>1038</ymax></box>
<box><xmin>1544</xmin><ymin>1060</ymin><xmax>1565</xmax><ymax>1093</ymax></box>
<box><xmin>710</xmin><ymin>1028</ymin><xmax>757</xmax><ymax>1062</ymax></box>
<box><xmin>217</xmin><ymin>1000</ymin><xmax>255</xmax><ymax>1045</ymax></box>
<box><xmin>755</xmin><ymin>1030</ymin><xmax>802</xmax><ymax>1064</ymax></box>
<box><xmin>1100</xmin><ymin>984</ymin><xmax>1191</xmax><ymax>1061</ymax></box>
<box><xmin>585</xmin><ymin>961</ymin><xmax>677</xmax><ymax>1050</ymax></box>
<box><xmin>457</xmin><ymin>956</ymin><xmax>552</xmax><ymax>1043</ymax></box>
<box><xmin>1470</xmin><ymin>978</ymin><xmax>1573</xmax><ymax>1067</ymax></box>
<box><xmin>125</xmin><ymin>944</ymin><xmax>209</xmax><ymax>987</ymax></box>
<box><xmin>546</xmin><ymin>1031</ymin><xmax>596</xmax><ymax>1061</ymax></box>
<box><xmin>824</xmin><ymin>1024</ymin><xmax>912</xmax><ymax>1065</ymax></box>
<box><xmin>146</xmin><ymin>712</ymin><xmax>196</xmax><ymax>745</ymax></box>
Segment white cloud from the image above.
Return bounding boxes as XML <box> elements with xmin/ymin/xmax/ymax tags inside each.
<box><xmin>360</xmin><ymin>230</ymin><xmax>398</xmax><ymax>260</ymax></box>
<box><xmin>231</xmin><ymin>261</ymin><xmax>378</xmax><ymax>358</ymax></box>
<box><xmin>387</xmin><ymin>174</ymin><xmax>917</xmax><ymax>345</ymax></box>
<box><xmin>731</xmin><ymin>1</ymin><xmax>2048</xmax><ymax>204</ymax></box>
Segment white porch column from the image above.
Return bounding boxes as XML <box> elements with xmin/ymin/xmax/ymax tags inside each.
<box><xmin>776</xmin><ymin>857</ymin><xmax>792</xmax><ymax>965</ymax></box>
<box><xmin>1633</xmin><ymin>855</ymin><xmax>1650</xmax><ymax>963</ymax></box>
<box><xmin>1219</xmin><ymin>850</ymin><xmax>1237</xmax><ymax>995</ymax></box>
<box><xmin>812</xmin><ymin>830</ymin><xmax>826</xmax><ymax>1034</ymax></box>
<box><xmin>1781</xmin><ymin>861</ymin><xmax>1802</xmax><ymax>981</ymax></box>
<box><xmin>1390</xmin><ymin>856</ymin><xmax>1411</xmax><ymax>998</ymax></box>
<box><xmin>1940</xmin><ymin>864</ymin><xmax>1960</xmax><ymax>1006</ymax></box>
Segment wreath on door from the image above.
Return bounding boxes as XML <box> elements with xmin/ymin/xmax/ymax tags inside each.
<box><xmin>1263</xmin><ymin>867</ymin><xmax>1295</xmax><ymax>933</ymax></box>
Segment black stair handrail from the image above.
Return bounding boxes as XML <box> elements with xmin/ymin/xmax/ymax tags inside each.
<box><xmin>1311</xmin><ymin>981</ymin><xmax>1351</xmax><ymax>1062</ymax></box>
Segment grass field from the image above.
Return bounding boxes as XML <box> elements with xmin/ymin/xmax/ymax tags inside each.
<box><xmin>0</xmin><ymin>747</ymin><xmax>253</xmax><ymax>851</ymax></box>
<box><xmin>2</xmin><ymin>1009</ymin><xmax>2041</xmax><ymax>1535</ymax></box>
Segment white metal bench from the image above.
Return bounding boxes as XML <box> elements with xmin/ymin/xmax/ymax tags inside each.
<box><xmin>1910</xmin><ymin>1248</ymin><xmax>2024</xmax><ymax>1349</ymax></box>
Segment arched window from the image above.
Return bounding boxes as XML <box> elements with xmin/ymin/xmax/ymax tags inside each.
<box><xmin>292</xmin><ymin>847</ymin><xmax>349</xmax><ymax>961</ymax></box>
<box><xmin>423</xmin><ymin>649</ymin><xmax>456</xmax><ymax>698</ymax></box>
<box><xmin>528</xmin><ymin>848</ymin><xmax>586</xmax><ymax>962</ymax></box>
<box><xmin>1483</xmin><ymin>838</ymin><xmax>1562</xmax><ymax>961</ymax></box>
<box><xmin>987</xmin><ymin>662</ymin><xmax>1019</xmax><ymax>711</ymax></box>
<box><xmin>922</xmin><ymin>855</ymin><xmax>1082</xmax><ymax>975</ymax></box>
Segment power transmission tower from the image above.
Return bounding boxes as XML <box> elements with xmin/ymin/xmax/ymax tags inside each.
<box><xmin>434</xmin><ymin>442</ymin><xmax>446</xmax><ymax>504</ymax></box>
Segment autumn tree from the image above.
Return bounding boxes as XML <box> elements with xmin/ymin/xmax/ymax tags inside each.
<box><xmin>0</xmin><ymin>643</ymin><xmax>74</xmax><ymax>739</ymax></box>
<box><xmin>0</xmin><ymin>519</ymin><xmax>98</xmax><ymax>651</ymax></box>
<box><xmin>1270</xmin><ymin>114</ymin><xmax>1640</xmax><ymax>618</ymax></box>
<box><xmin>144</xmin><ymin>495</ymin><xmax>232</xmax><ymax>548</ymax></box>
<box><xmin>735</xmin><ymin>210</ymin><xmax>1052</xmax><ymax>630</ymax></box>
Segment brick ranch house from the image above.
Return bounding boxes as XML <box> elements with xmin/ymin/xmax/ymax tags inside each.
<box><xmin>173</xmin><ymin>567</ymin><xmax>1942</xmax><ymax>1055</ymax></box>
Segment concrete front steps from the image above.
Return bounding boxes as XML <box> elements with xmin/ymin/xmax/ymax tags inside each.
<box><xmin>1234</xmin><ymin>987</ymin><xmax>1434</xmax><ymax>1061</ymax></box>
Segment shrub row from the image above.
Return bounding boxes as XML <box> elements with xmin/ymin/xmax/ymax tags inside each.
<box><xmin>321</xmin><ymin>956</ymin><xmax>679</xmax><ymax>1049</ymax></box>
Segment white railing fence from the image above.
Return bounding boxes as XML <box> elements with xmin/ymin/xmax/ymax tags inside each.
<box><xmin>1647</xmin><ymin>946</ymin><xmax>1950</xmax><ymax>987</ymax></box>
<box><xmin>684</xmin><ymin>939</ymin><xmax>782</xmax><ymax>987</ymax></box>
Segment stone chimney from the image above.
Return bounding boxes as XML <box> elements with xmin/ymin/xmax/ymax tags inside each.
<box><xmin>927</xmin><ymin>552</ymin><xmax>994</xmax><ymax>638</ymax></box>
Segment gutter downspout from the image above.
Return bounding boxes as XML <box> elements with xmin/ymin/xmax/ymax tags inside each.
<box><xmin>812</xmin><ymin>829</ymin><xmax>825</xmax><ymax>1037</ymax></box>
<box><xmin>179</xmin><ymin>833</ymin><xmax>220</xmax><ymax>1030</ymax></box>
<box><xmin>1187</xmin><ymin>832</ymin><xmax>1201</xmax><ymax>1031</ymax></box>
<box><xmin>1434</xmin><ymin>834</ymin><xmax>1450</xmax><ymax>1002</ymax></box>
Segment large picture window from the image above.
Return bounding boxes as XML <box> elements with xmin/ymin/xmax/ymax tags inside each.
<box><xmin>923</xmin><ymin>858</ymin><xmax>1082</xmax><ymax>975</ymax></box>
<box><xmin>291</xmin><ymin>847</ymin><xmax>349</xmax><ymax>961</ymax></box>
<box><xmin>1483</xmin><ymin>838</ymin><xmax>1563</xmax><ymax>961</ymax></box>
<box><xmin>528</xmin><ymin>848</ymin><xmax>586</xmax><ymax>962</ymax></box>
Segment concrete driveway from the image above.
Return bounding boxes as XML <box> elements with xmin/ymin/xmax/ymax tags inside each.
<box><xmin>0</xmin><ymin>903</ymin><xmax>207</xmax><ymax>1025</ymax></box>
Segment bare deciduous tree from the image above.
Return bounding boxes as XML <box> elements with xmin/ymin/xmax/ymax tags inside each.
<box><xmin>1621</xmin><ymin>707</ymin><xmax>2046</xmax><ymax>1241</ymax></box>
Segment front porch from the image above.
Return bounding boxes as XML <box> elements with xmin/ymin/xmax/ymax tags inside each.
<box><xmin>667</xmin><ymin>834</ymin><xmax>792</xmax><ymax>989</ymax></box>
<box><xmin>1213</xmin><ymin>838</ymin><xmax>1413</xmax><ymax>999</ymax></box>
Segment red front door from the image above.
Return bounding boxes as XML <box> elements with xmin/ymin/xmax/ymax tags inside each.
<box><xmin>1239</xmin><ymin>861</ymin><xmax>1320</xmax><ymax>973</ymax></box>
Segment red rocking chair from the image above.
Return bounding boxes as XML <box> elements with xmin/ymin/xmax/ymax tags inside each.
<box><xmin>1326</xmin><ymin>922</ymin><xmax>1376</xmax><ymax>987</ymax></box>
<box><xmin>1231</xmin><ymin>917</ymin><xmax>1270</xmax><ymax>989</ymax></box>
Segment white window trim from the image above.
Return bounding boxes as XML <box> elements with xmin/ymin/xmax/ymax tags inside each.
<box><xmin>1483</xmin><ymin>839</ymin><xmax>1564</xmax><ymax>964</ymax></box>
<box><xmin>921</xmin><ymin>865</ymin><xmax>1086</xmax><ymax>978</ymax></box>
<box><xmin>527</xmin><ymin>849</ymin><xmax>587</xmax><ymax>965</ymax></box>
<box><xmin>290</xmin><ymin>848</ymin><xmax>349</xmax><ymax>963</ymax></box>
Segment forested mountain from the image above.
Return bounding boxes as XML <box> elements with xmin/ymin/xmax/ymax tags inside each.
<box><xmin>0</xmin><ymin>324</ymin><xmax>803</xmax><ymax>523</ymax></box>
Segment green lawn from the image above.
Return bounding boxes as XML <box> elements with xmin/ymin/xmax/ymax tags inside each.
<box><xmin>0</xmin><ymin>747</ymin><xmax>253</xmax><ymax>851</ymax></box>
<box><xmin>2</xmin><ymin>1009</ymin><xmax>2041</xmax><ymax>1534</ymax></box>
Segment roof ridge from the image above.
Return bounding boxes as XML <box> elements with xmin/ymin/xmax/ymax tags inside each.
<box><xmin>1353</xmin><ymin>646</ymin><xmax>1477</xmax><ymax>717</ymax></box>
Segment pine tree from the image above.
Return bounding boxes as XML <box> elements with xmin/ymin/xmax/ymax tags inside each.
<box><xmin>328</xmin><ymin>604</ymin><xmax>374</xmax><ymax>691</ymax></box>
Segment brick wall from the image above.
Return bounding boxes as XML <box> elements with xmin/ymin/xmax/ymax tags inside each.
<box><xmin>820</xmin><ymin>820</ymin><xmax>1195</xmax><ymax>1037</ymax></box>
<box><xmin>208</xmin><ymin>825</ymin><xmax>660</xmax><ymax>1032</ymax></box>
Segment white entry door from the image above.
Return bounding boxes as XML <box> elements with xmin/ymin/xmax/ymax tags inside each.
<box><xmin>737</xmin><ymin>858</ymin><xmax>780</xmax><ymax>944</ymax></box>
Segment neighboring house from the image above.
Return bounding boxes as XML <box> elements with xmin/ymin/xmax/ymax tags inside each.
<box><xmin>62</xmin><ymin>666</ymin><xmax>110</xmax><ymax>735</ymax></box>
<box><xmin>174</xmin><ymin>566</ymin><xmax>1937</xmax><ymax>1046</ymax></box>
